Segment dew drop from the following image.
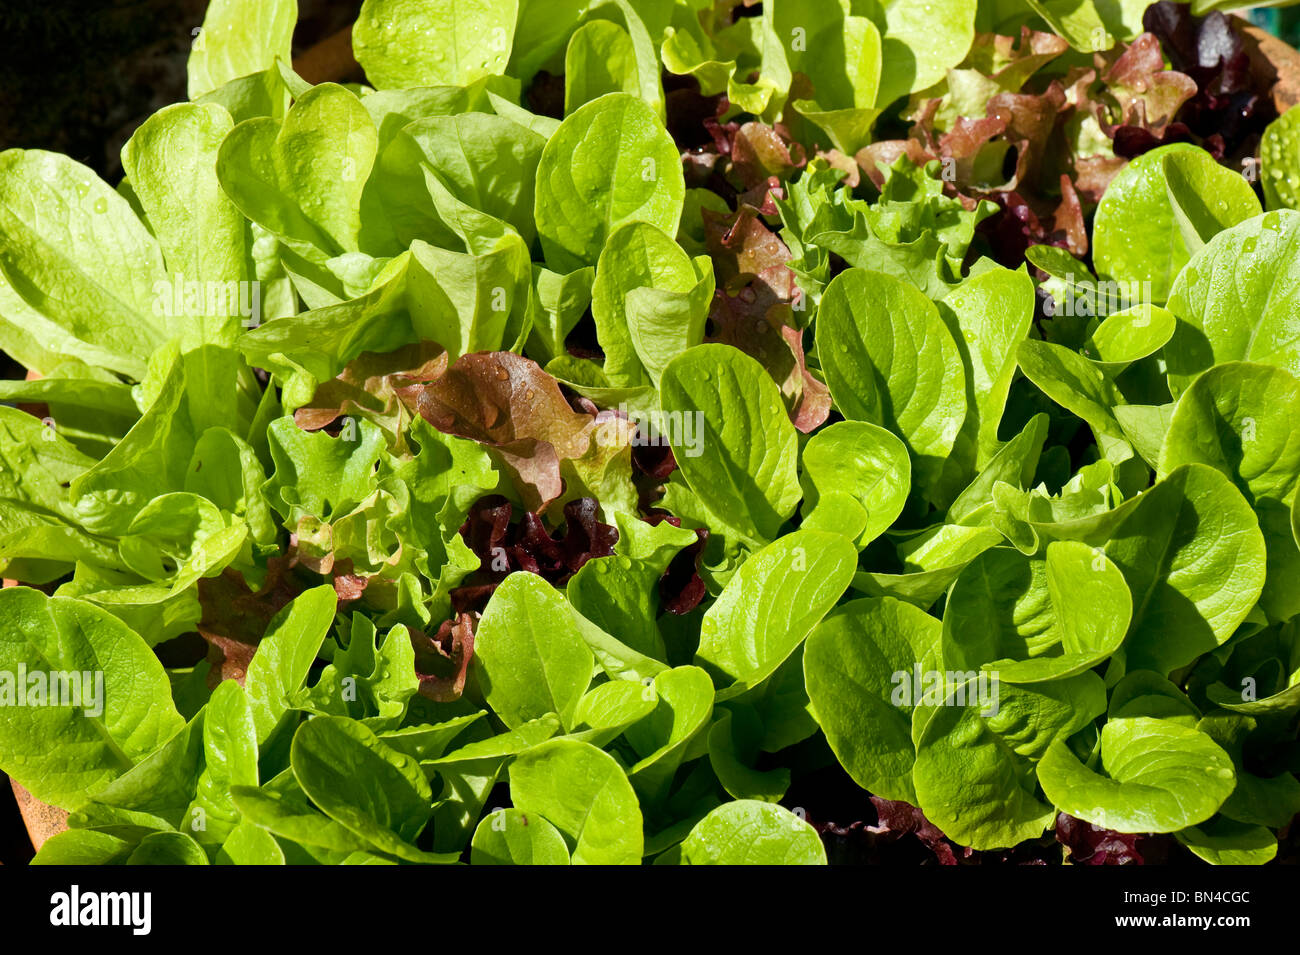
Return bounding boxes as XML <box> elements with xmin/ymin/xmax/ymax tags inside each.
<box><xmin>92</xmin><ymin>197</ymin><xmax>107</xmax><ymax>214</ymax></box>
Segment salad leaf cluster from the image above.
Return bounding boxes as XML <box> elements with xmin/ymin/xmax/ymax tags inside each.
<box><xmin>1</xmin><ymin>0</ymin><xmax>1299</xmax><ymax>865</ymax></box>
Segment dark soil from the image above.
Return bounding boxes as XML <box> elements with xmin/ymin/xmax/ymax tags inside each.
<box><xmin>0</xmin><ymin>0</ymin><xmax>361</xmax><ymax>181</ymax></box>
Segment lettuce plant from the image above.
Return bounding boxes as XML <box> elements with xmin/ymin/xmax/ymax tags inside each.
<box><xmin>0</xmin><ymin>0</ymin><xmax>1298</xmax><ymax>866</ymax></box>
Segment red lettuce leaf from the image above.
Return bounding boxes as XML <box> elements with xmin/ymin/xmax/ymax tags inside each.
<box><xmin>449</xmin><ymin>495</ymin><xmax>618</xmax><ymax>613</ymax></box>
<box><xmin>413</xmin><ymin>612</ymin><xmax>476</xmax><ymax>702</ymax></box>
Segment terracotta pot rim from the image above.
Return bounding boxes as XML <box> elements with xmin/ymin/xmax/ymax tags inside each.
<box><xmin>9</xmin><ymin>778</ymin><xmax>68</xmax><ymax>855</ymax></box>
